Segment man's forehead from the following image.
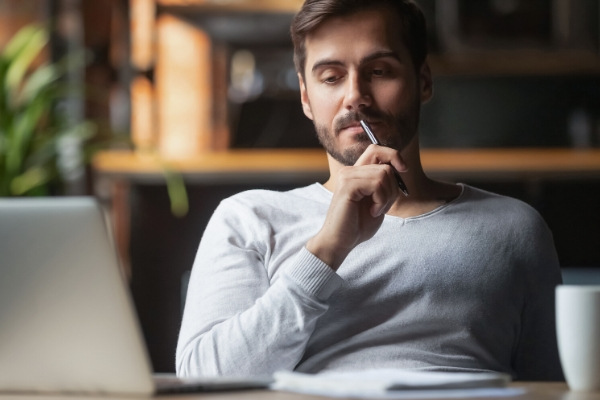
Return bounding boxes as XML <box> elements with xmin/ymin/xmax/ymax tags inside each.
<box><xmin>303</xmin><ymin>9</ymin><xmax>407</xmax><ymax>70</ymax></box>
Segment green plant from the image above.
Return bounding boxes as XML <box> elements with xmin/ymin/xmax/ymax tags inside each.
<box><xmin>0</xmin><ymin>24</ymin><xmax>188</xmax><ymax>216</ymax></box>
<box><xmin>0</xmin><ymin>24</ymin><xmax>96</xmax><ymax>196</ymax></box>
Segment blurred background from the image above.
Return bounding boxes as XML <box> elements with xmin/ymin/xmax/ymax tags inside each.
<box><xmin>1</xmin><ymin>0</ymin><xmax>599</xmax><ymax>372</ymax></box>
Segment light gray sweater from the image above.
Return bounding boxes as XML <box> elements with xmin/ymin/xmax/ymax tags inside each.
<box><xmin>176</xmin><ymin>183</ymin><xmax>563</xmax><ymax>380</ymax></box>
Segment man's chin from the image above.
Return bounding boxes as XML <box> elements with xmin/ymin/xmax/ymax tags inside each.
<box><xmin>328</xmin><ymin>146</ymin><xmax>366</xmax><ymax>167</ymax></box>
<box><xmin>315</xmin><ymin>124</ymin><xmax>369</xmax><ymax>166</ymax></box>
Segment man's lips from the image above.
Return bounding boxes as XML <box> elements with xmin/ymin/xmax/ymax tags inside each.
<box><xmin>338</xmin><ymin>123</ymin><xmax>364</xmax><ymax>136</ymax></box>
<box><xmin>341</xmin><ymin>120</ymin><xmax>381</xmax><ymax>132</ymax></box>
<box><xmin>342</xmin><ymin>121</ymin><xmax>362</xmax><ymax>129</ymax></box>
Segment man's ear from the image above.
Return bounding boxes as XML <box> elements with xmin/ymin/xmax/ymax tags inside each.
<box><xmin>419</xmin><ymin>61</ymin><xmax>433</xmax><ymax>103</ymax></box>
<box><xmin>298</xmin><ymin>73</ymin><xmax>314</xmax><ymax>120</ymax></box>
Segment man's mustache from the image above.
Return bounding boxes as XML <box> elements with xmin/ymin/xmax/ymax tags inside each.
<box><xmin>334</xmin><ymin>110</ymin><xmax>388</xmax><ymax>135</ymax></box>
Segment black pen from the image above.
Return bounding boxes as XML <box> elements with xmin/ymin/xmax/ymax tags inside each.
<box><xmin>359</xmin><ymin>120</ymin><xmax>409</xmax><ymax>196</ymax></box>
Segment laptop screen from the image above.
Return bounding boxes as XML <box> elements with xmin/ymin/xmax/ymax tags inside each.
<box><xmin>0</xmin><ymin>197</ymin><xmax>155</xmax><ymax>395</ymax></box>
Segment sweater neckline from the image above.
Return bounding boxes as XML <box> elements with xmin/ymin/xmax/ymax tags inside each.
<box><xmin>313</xmin><ymin>182</ymin><xmax>467</xmax><ymax>222</ymax></box>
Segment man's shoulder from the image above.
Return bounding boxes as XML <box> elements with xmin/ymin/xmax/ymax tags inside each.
<box><xmin>207</xmin><ymin>183</ymin><xmax>329</xmax><ymax>235</ymax></box>
<box><xmin>224</xmin><ymin>183</ymin><xmax>325</xmax><ymax>205</ymax></box>
<box><xmin>462</xmin><ymin>184</ymin><xmax>535</xmax><ymax>209</ymax></box>
<box><xmin>460</xmin><ymin>184</ymin><xmax>546</xmax><ymax>225</ymax></box>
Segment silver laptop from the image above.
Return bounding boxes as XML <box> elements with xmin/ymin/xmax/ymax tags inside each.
<box><xmin>0</xmin><ymin>197</ymin><xmax>271</xmax><ymax>395</ymax></box>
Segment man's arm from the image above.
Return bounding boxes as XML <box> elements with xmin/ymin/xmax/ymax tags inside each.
<box><xmin>177</xmin><ymin>145</ymin><xmax>404</xmax><ymax>377</ymax></box>
<box><xmin>176</xmin><ymin>198</ymin><xmax>342</xmax><ymax>377</ymax></box>
<box><xmin>512</xmin><ymin>214</ymin><xmax>564</xmax><ymax>381</ymax></box>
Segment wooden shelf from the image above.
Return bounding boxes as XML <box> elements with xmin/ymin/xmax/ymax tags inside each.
<box><xmin>420</xmin><ymin>148</ymin><xmax>600</xmax><ymax>180</ymax></box>
<box><xmin>93</xmin><ymin>149</ymin><xmax>329</xmax><ymax>184</ymax></box>
<box><xmin>93</xmin><ymin>148</ymin><xmax>600</xmax><ymax>184</ymax></box>
<box><xmin>156</xmin><ymin>0</ymin><xmax>302</xmax><ymax>13</ymax></box>
<box><xmin>429</xmin><ymin>51</ymin><xmax>600</xmax><ymax>77</ymax></box>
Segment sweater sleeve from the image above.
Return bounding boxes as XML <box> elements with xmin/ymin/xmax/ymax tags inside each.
<box><xmin>512</xmin><ymin>211</ymin><xmax>564</xmax><ymax>381</ymax></box>
<box><xmin>175</xmin><ymin>198</ymin><xmax>343</xmax><ymax>377</ymax></box>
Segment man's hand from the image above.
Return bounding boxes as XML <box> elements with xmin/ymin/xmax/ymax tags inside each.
<box><xmin>306</xmin><ymin>144</ymin><xmax>407</xmax><ymax>270</ymax></box>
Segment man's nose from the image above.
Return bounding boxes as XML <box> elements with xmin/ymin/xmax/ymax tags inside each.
<box><xmin>343</xmin><ymin>73</ymin><xmax>372</xmax><ymax>111</ymax></box>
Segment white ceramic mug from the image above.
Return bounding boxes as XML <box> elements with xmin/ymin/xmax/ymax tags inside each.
<box><xmin>556</xmin><ymin>285</ymin><xmax>600</xmax><ymax>391</ymax></box>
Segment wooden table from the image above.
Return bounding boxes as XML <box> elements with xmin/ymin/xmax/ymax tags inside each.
<box><xmin>0</xmin><ymin>382</ymin><xmax>599</xmax><ymax>399</ymax></box>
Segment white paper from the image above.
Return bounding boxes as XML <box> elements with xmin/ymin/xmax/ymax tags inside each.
<box><xmin>271</xmin><ymin>369</ymin><xmax>524</xmax><ymax>399</ymax></box>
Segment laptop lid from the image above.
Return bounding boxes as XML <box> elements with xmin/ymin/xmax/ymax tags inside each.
<box><xmin>0</xmin><ymin>197</ymin><xmax>155</xmax><ymax>395</ymax></box>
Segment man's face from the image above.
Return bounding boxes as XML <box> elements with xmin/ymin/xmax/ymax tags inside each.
<box><xmin>299</xmin><ymin>7</ymin><xmax>432</xmax><ymax>166</ymax></box>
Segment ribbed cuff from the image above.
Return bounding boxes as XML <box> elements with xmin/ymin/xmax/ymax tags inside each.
<box><xmin>284</xmin><ymin>247</ymin><xmax>344</xmax><ymax>301</ymax></box>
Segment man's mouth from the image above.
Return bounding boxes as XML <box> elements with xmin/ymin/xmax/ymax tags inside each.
<box><xmin>337</xmin><ymin>122</ymin><xmax>364</xmax><ymax>136</ymax></box>
<box><xmin>335</xmin><ymin>111</ymin><xmax>385</xmax><ymax>138</ymax></box>
<box><xmin>341</xmin><ymin>121</ymin><xmax>361</xmax><ymax>129</ymax></box>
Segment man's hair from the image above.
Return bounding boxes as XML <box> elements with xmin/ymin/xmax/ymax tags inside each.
<box><xmin>290</xmin><ymin>0</ymin><xmax>428</xmax><ymax>77</ymax></box>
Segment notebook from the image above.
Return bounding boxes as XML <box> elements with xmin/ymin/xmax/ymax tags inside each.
<box><xmin>0</xmin><ymin>197</ymin><xmax>271</xmax><ymax>396</ymax></box>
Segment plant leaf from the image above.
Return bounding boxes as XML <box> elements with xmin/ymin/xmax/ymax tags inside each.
<box><xmin>19</xmin><ymin>62</ymin><xmax>60</xmax><ymax>105</ymax></box>
<box><xmin>1</xmin><ymin>25</ymin><xmax>40</xmax><ymax>61</ymax></box>
<box><xmin>5</xmin><ymin>91</ymin><xmax>51</xmax><ymax>176</ymax></box>
<box><xmin>163</xmin><ymin>167</ymin><xmax>189</xmax><ymax>217</ymax></box>
<box><xmin>10</xmin><ymin>166</ymin><xmax>50</xmax><ymax>196</ymax></box>
<box><xmin>4</xmin><ymin>26</ymin><xmax>48</xmax><ymax>104</ymax></box>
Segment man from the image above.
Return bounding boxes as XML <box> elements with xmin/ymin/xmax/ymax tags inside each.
<box><xmin>176</xmin><ymin>0</ymin><xmax>563</xmax><ymax>380</ymax></box>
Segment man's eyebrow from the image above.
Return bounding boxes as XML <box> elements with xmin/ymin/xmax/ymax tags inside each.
<box><xmin>311</xmin><ymin>51</ymin><xmax>401</xmax><ymax>74</ymax></box>
<box><xmin>311</xmin><ymin>59</ymin><xmax>344</xmax><ymax>74</ymax></box>
<box><xmin>361</xmin><ymin>51</ymin><xmax>401</xmax><ymax>64</ymax></box>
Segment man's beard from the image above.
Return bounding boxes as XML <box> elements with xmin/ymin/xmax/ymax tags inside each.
<box><xmin>314</xmin><ymin>105</ymin><xmax>420</xmax><ymax>167</ymax></box>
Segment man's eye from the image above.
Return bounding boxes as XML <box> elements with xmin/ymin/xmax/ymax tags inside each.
<box><xmin>322</xmin><ymin>75</ymin><xmax>340</xmax><ymax>84</ymax></box>
<box><xmin>372</xmin><ymin>68</ymin><xmax>386</xmax><ymax>77</ymax></box>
